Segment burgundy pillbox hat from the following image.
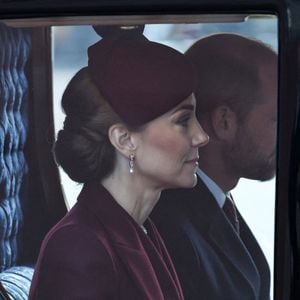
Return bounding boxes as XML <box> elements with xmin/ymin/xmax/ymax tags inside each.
<box><xmin>88</xmin><ymin>25</ymin><xmax>195</xmax><ymax>126</ymax></box>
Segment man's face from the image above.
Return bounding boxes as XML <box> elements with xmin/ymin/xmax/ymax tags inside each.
<box><xmin>225</xmin><ymin>64</ymin><xmax>277</xmax><ymax>181</ymax></box>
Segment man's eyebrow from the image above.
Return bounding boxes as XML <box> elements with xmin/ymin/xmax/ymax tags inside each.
<box><xmin>172</xmin><ymin>104</ymin><xmax>195</xmax><ymax>114</ymax></box>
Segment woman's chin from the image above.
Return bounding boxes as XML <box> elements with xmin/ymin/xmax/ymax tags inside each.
<box><xmin>167</xmin><ymin>174</ymin><xmax>198</xmax><ymax>190</ymax></box>
<box><xmin>184</xmin><ymin>174</ymin><xmax>198</xmax><ymax>188</ymax></box>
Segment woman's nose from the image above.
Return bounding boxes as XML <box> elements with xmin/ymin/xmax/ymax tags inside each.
<box><xmin>192</xmin><ymin>121</ymin><xmax>209</xmax><ymax>147</ymax></box>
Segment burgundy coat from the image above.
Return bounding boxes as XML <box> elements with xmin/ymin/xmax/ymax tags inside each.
<box><xmin>29</xmin><ymin>182</ymin><xmax>184</xmax><ymax>300</ymax></box>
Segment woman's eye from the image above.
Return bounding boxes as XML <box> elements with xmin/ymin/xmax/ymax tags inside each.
<box><xmin>176</xmin><ymin>114</ymin><xmax>191</xmax><ymax>127</ymax></box>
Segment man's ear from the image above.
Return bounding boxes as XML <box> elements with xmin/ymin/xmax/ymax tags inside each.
<box><xmin>108</xmin><ymin>123</ymin><xmax>136</xmax><ymax>157</ymax></box>
<box><xmin>211</xmin><ymin>105</ymin><xmax>238</xmax><ymax>140</ymax></box>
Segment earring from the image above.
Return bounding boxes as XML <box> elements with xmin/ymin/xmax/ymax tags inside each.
<box><xmin>129</xmin><ymin>153</ymin><xmax>135</xmax><ymax>174</ymax></box>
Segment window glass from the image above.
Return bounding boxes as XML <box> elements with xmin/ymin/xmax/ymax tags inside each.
<box><xmin>52</xmin><ymin>16</ymin><xmax>277</xmax><ymax>297</ymax></box>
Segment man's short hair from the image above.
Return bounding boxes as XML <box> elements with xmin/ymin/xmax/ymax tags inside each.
<box><xmin>185</xmin><ymin>33</ymin><xmax>277</xmax><ymax>122</ymax></box>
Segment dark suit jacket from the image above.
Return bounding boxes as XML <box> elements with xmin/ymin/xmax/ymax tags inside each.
<box><xmin>151</xmin><ymin>178</ymin><xmax>270</xmax><ymax>300</ymax></box>
<box><xmin>29</xmin><ymin>182</ymin><xmax>183</xmax><ymax>300</ymax></box>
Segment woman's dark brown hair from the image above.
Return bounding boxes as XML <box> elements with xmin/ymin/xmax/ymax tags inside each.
<box><xmin>55</xmin><ymin>26</ymin><xmax>195</xmax><ymax>184</ymax></box>
<box><xmin>54</xmin><ymin>67</ymin><xmax>121</xmax><ymax>183</ymax></box>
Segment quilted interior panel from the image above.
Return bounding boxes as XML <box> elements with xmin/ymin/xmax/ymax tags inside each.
<box><xmin>0</xmin><ymin>24</ymin><xmax>31</xmax><ymax>272</ymax></box>
<box><xmin>0</xmin><ymin>266</ymin><xmax>34</xmax><ymax>300</ymax></box>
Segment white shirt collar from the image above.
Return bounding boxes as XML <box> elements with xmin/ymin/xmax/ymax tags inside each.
<box><xmin>196</xmin><ymin>168</ymin><xmax>227</xmax><ymax>208</ymax></box>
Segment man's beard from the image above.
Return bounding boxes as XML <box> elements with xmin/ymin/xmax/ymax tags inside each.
<box><xmin>224</xmin><ymin>128</ymin><xmax>276</xmax><ymax>182</ymax></box>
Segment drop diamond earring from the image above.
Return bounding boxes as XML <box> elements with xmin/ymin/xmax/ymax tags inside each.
<box><xmin>129</xmin><ymin>154</ymin><xmax>135</xmax><ymax>174</ymax></box>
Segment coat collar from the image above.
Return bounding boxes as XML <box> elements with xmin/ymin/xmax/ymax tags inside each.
<box><xmin>78</xmin><ymin>181</ymin><xmax>146</xmax><ymax>247</ymax></box>
<box><xmin>77</xmin><ymin>181</ymin><xmax>183</xmax><ymax>300</ymax></box>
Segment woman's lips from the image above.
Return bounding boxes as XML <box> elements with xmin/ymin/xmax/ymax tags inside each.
<box><xmin>185</xmin><ymin>158</ymin><xmax>199</xmax><ymax>165</ymax></box>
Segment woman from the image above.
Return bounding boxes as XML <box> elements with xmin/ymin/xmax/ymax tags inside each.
<box><xmin>29</xmin><ymin>26</ymin><xmax>209</xmax><ymax>300</ymax></box>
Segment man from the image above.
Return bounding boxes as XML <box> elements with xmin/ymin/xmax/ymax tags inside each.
<box><xmin>151</xmin><ymin>33</ymin><xmax>277</xmax><ymax>300</ymax></box>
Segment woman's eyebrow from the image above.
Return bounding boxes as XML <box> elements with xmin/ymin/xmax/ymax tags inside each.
<box><xmin>173</xmin><ymin>104</ymin><xmax>195</xmax><ymax>114</ymax></box>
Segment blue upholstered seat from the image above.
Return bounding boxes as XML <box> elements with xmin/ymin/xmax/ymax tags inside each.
<box><xmin>0</xmin><ymin>266</ymin><xmax>34</xmax><ymax>299</ymax></box>
<box><xmin>0</xmin><ymin>25</ymin><xmax>33</xmax><ymax>299</ymax></box>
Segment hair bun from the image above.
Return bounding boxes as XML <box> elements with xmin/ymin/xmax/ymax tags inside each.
<box><xmin>92</xmin><ymin>25</ymin><xmax>145</xmax><ymax>40</ymax></box>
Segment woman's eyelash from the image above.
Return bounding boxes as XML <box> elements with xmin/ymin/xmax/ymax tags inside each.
<box><xmin>177</xmin><ymin>114</ymin><xmax>191</xmax><ymax>126</ymax></box>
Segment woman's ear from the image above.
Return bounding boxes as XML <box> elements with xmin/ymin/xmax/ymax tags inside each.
<box><xmin>211</xmin><ymin>105</ymin><xmax>238</xmax><ymax>141</ymax></box>
<box><xmin>108</xmin><ymin>123</ymin><xmax>136</xmax><ymax>156</ymax></box>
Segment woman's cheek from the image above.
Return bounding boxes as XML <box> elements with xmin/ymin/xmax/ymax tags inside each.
<box><xmin>147</xmin><ymin>130</ymin><xmax>183</xmax><ymax>154</ymax></box>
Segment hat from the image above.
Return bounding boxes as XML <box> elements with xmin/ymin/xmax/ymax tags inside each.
<box><xmin>88</xmin><ymin>25</ymin><xmax>195</xmax><ymax>126</ymax></box>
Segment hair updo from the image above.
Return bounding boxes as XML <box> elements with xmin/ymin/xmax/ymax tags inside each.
<box><xmin>54</xmin><ymin>25</ymin><xmax>195</xmax><ymax>183</ymax></box>
<box><xmin>54</xmin><ymin>67</ymin><xmax>121</xmax><ymax>183</ymax></box>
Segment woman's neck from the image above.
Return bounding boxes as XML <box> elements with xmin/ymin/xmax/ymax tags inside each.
<box><xmin>101</xmin><ymin>171</ymin><xmax>161</xmax><ymax>226</ymax></box>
